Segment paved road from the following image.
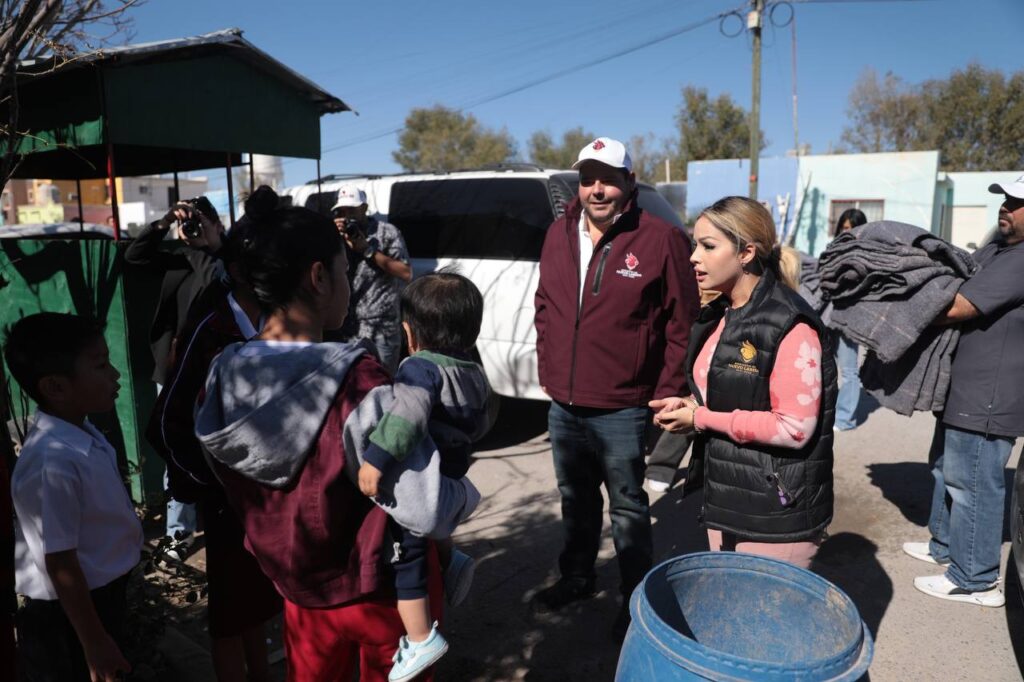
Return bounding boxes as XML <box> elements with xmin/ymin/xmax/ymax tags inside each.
<box><xmin>442</xmin><ymin>398</ymin><xmax>1024</xmax><ymax>681</ymax></box>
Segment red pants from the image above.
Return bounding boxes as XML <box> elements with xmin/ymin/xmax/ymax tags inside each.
<box><xmin>284</xmin><ymin>549</ymin><xmax>443</xmax><ymax>681</ymax></box>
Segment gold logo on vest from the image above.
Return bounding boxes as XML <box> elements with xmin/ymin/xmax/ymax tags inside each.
<box><xmin>739</xmin><ymin>340</ymin><xmax>757</xmax><ymax>363</ymax></box>
<box><xmin>727</xmin><ymin>340</ymin><xmax>760</xmax><ymax>375</ymax></box>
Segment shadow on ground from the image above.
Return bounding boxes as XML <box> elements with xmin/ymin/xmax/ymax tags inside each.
<box><xmin>444</xmin><ymin>485</ymin><xmax>708</xmax><ymax>682</ymax></box>
<box><xmin>867</xmin><ymin>462</ymin><xmax>1016</xmax><ymax>541</ymax></box>
<box><xmin>476</xmin><ymin>398</ymin><xmax>551</xmax><ymax>453</ymax></box>
<box><xmin>811</xmin><ymin>532</ymin><xmax>892</xmax><ymax>640</ymax></box>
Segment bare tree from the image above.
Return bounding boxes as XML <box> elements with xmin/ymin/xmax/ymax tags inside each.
<box><xmin>0</xmin><ymin>0</ymin><xmax>142</xmax><ymax>185</ymax></box>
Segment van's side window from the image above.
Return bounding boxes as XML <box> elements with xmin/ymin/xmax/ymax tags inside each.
<box><xmin>389</xmin><ymin>179</ymin><xmax>553</xmax><ymax>261</ymax></box>
<box><xmin>304</xmin><ymin>191</ymin><xmax>338</xmax><ymax>216</ymax></box>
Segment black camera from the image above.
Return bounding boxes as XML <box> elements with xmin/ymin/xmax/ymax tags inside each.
<box><xmin>340</xmin><ymin>217</ymin><xmax>365</xmax><ymax>241</ymax></box>
<box><xmin>180</xmin><ymin>196</ymin><xmax>216</xmax><ymax>239</ymax></box>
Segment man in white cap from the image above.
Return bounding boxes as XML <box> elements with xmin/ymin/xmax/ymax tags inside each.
<box><xmin>532</xmin><ymin>137</ymin><xmax>699</xmax><ymax>638</ymax></box>
<box><xmin>330</xmin><ymin>185</ymin><xmax>412</xmax><ymax>373</ymax></box>
<box><xmin>904</xmin><ymin>174</ymin><xmax>1024</xmax><ymax>607</ymax></box>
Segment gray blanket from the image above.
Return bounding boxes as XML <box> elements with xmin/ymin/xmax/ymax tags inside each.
<box><xmin>819</xmin><ymin>222</ymin><xmax>975</xmax><ymax>363</ymax></box>
<box><xmin>817</xmin><ymin>221</ymin><xmax>975</xmax><ymax>415</ymax></box>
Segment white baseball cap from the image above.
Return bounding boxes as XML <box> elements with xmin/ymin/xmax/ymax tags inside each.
<box><xmin>331</xmin><ymin>185</ymin><xmax>367</xmax><ymax>210</ymax></box>
<box><xmin>988</xmin><ymin>174</ymin><xmax>1024</xmax><ymax>200</ymax></box>
<box><xmin>571</xmin><ymin>137</ymin><xmax>633</xmax><ymax>173</ymax></box>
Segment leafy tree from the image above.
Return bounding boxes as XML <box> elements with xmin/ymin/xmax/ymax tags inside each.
<box><xmin>393</xmin><ymin>105</ymin><xmax>516</xmax><ymax>172</ymax></box>
<box><xmin>1</xmin><ymin>1</ymin><xmax>142</xmax><ymax>184</ymax></box>
<box><xmin>671</xmin><ymin>85</ymin><xmax>766</xmax><ymax>179</ymax></box>
<box><xmin>839</xmin><ymin>65</ymin><xmax>1024</xmax><ymax>171</ymax></box>
<box><xmin>527</xmin><ymin>126</ymin><xmax>594</xmax><ymax>169</ymax></box>
<box><xmin>839</xmin><ymin>68</ymin><xmax>931</xmax><ymax>154</ymax></box>
<box><xmin>628</xmin><ymin>133</ymin><xmax>678</xmax><ymax>185</ymax></box>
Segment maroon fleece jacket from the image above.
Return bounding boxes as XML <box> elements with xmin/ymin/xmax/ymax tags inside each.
<box><xmin>534</xmin><ymin>193</ymin><xmax>699</xmax><ymax>408</ymax></box>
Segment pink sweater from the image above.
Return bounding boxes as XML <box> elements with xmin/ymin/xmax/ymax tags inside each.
<box><xmin>692</xmin><ymin>319</ymin><xmax>822</xmax><ymax>449</ymax></box>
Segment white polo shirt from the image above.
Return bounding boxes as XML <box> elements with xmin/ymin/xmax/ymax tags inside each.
<box><xmin>11</xmin><ymin>412</ymin><xmax>143</xmax><ymax>600</ymax></box>
<box><xmin>578</xmin><ymin>213</ymin><xmax>595</xmax><ymax>307</ymax></box>
<box><xmin>577</xmin><ymin>212</ymin><xmax>621</xmax><ymax>306</ymax></box>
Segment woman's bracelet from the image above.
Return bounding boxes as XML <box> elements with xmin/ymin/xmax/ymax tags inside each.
<box><xmin>690</xmin><ymin>406</ymin><xmax>703</xmax><ymax>433</ymax></box>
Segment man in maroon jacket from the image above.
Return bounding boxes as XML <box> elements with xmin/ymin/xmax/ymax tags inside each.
<box><xmin>532</xmin><ymin>137</ymin><xmax>699</xmax><ymax>638</ymax></box>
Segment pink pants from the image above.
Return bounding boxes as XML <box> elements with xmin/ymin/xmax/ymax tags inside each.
<box><xmin>707</xmin><ymin>529</ymin><xmax>821</xmax><ymax>570</ymax></box>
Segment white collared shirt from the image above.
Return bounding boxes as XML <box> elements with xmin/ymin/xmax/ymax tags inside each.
<box><xmin>227</xmin><ymin>292</ymin><xmax>262</xmax><ymax>340</ymax></box>
<box><xmin>578</xmin><ymin>213</ymin><xmax>595</xmax><ymax>307</ymax></box>
<box><xmin>11</xmin><ymin>412</ymin><xmax>143</xmax><ymax>600</ymax></box>
<box><xmin>577</xmin><ymin>212</ymin><xmax>621</xmax><ymax>306</ymax></box>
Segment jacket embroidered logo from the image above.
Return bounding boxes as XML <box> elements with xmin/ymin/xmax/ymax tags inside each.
<box><xmin>740</xmin><ymin>340</ymin><xmax>757</xmax><ymax>363</ymax></box>
<box><xmin>592</xmin><ymin>140</ymin><xmax>606</xmax><ymax>150</ymax></box>
<box><xmin>625</xmin><ymin>252</ymin><xmax>639</xmax><ymax>270</ymax></box>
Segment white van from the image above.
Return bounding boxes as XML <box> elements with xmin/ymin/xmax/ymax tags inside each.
<box><xmin>281</xmin><ymin>165</ymin><xmax>687</xmax><ymax>401</ymax></box>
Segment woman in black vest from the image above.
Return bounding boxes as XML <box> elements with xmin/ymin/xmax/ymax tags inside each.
<box><xmin>650</xmin><ymin>196</ymin><xmax>838</xmax><ymax>569</ymax></box>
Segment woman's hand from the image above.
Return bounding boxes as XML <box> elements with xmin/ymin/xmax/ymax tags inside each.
<box><xmin>649</xmin><ymin>395</ymin><xmax>700</xmax><ymax>433</ymax></box>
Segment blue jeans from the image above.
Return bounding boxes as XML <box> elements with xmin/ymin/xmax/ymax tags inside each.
<box><xmin>927</xmin><ymin>420</ymin><xmax>1015</xmax><ymax>590</ymax></box>
<box><xmin>548</xmin><ymin>402</ymin><xmax>652</xmax><ymax>596</ymax></box>
<box><xmin>164</xmin><ymin>468</ymin><xmax>197</xmax><ymax>539</ymax></box>
<box><xmin>834</xmin><ymin>334</ymin><xmax>861</xmax><ymax>430</ymax></box>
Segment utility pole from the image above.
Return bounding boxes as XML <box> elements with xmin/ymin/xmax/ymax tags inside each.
<box><xmin>748</xmin><ymin>0</ymin><xmax>763</xmax><ymax>200</ymax></box>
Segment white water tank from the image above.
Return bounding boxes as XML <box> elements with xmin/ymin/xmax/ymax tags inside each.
<box><xmin>251</xmin><ymin>155</ymin><xmax>284</xmax><ymax>189</ymax></box>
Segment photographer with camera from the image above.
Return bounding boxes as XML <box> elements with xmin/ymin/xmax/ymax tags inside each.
<box><xmin>125</xmin><ymin>196</ymin><xmax>226</xmax><ymax>561</ymax></box>
<box><xmin>329</xmin><ymin>185</ymin><xmax>412</xmax><ymax>374</ymax></box>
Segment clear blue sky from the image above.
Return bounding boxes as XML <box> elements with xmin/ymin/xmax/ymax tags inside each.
<box><xmin>127</xmin><ymin>0</ymin><xmax>1023</xmax><ymax>189</ymax></box>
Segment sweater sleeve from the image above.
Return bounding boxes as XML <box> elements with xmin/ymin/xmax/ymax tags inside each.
<box><xmin>365</xmin><ymin>357</ymin><xmax>440</xmax><ymax>471</ymax></box>
<box><xmin>694</xmin><ymin>323</ymin><xmax>822</xmax><ymax>449</ymax></box>
<box><xmin>654</xmin><ymin>227</ymin><xmax>700</xmax><ymax>398</ymax></box>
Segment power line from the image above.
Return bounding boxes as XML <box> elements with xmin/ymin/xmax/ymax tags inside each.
<box><xmin>295</xmin><ymin>3</ymin><xmax>745</xmax><ymax>163</ymax></box>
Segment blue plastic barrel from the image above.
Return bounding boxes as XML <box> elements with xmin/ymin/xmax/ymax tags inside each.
<box><xmin>616</xmin><ymin>552</ymin><xmax>873</xmax><ymax>681</ymax></box>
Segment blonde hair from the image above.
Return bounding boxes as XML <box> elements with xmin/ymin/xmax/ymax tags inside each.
<box><xmin>699</xmin><ymin>196</ymin><xmax>791</xmax><ymax>289</ymax></box>
<box><xmin>777</xmin><ymin>245</ymin><xmax>801</xmax><ymax>291</ymax></box>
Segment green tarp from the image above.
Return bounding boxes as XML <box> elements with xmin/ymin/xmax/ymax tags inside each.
<box><xmin>0</xmin><ymin>239</ymin><xmax>163</xmax><ymax>503</ymax></box>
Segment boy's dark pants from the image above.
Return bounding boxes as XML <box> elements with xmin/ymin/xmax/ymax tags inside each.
<box><xmin>16</xmin><ymin>573</ymin><xmax>129</xmax><ymax>682</ymax></box>
<box><xmin>644</xmin><ymin>431</ymin><xmax>693</xmax><ymax>485</ymax></box>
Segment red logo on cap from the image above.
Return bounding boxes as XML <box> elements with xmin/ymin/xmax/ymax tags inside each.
<box><xmin>625</xmin><ymin>253</ymin><xmax>639</xmax><ymax>270</ymax></box>
<box><xmin>592</xmin><ymin>140</ymin><xmax>606</xmax><ymax>151</ymax></box>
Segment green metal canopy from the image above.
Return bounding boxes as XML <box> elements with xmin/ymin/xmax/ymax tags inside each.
<box><xmin>8</xmin><ymin>28</ymin><xmax>350</xmax><ymax>179</ymax></box>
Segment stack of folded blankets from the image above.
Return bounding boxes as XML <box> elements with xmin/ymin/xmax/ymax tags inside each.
<box><xmin>817</xmin><ymin>221</ymin><xmax>976</xmax><ymax>416</ymax></box>
<box><xmin>797</xmin><ymin>251</ymin><xmax>831</xmax><ymax>325</ymax></box>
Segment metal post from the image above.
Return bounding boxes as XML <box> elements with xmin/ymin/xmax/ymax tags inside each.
<box><xmin>172</xmin><ymin>171</ymin><xmax>180</xmax><ymax>204</ymax></box>
<box><xmin>226</xmin><ymin>153</ymin><xmax>236</xmax><ymax>225</ymax></box>
<box><xmin>106</xmin><ymin>141</ymin><xmax>121</xmax><ymax>240</ymax></box>
<box><xmin>748</xmin><ymin>0</ymin><xmax>763</xmax><ymax>200</ymax></box>
<box><xmin>249</xmin><ymin>154</ymin><xmax>255</xmax><ymax>194</ymax></box>
<box><xmin>98</xmin><ymin>67</ymin><xmax>121</xmax><ymax>240</ymax></box>
<box><xmin>316</xmin><ymin>158</ymin><xmax>322</xmax><ymax>211</ymax></box>
<box><xmin>75</xmin><ymin>178</ymin><xmax>84</xmax><ymax>233</ymax></box>
<box><xmin>791</xmin><ymin>13</ymin><xmax>799</xmax><ymax>155</ymax></box>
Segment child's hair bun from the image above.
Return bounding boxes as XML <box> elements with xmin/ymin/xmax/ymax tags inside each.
<box><xmin>245</xmin><ymin>185</ymin><xmax>279</xmax><ymax>221</ymax></box>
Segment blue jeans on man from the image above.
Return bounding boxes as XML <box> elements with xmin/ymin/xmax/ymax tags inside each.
<box><xmin>834</xmin><ymin>333</ymin><xmax>861</xmax><ymax>431</ymax></box>
<box><xmin>548</xmin><ymin>402</ymin><xmax>653</xmax><ymax>596</ymax></box>
<box><xmin>927</xmin><ymin>420</ymin><xmax>1015</xmax><ymax>590</ymax></box>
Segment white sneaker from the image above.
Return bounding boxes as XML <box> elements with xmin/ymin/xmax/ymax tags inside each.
<box><xmin>913</xmin><ymin>574</ymin><xmax>1005</xmax><ymax>608</ymax></box>
<box><xmin>645</xmin><ymin>479</ymin><xmax>670</xmax><ymax>493</ymax></box>
<box><xmin>902</xmin><ymin>542</ymin><xmax>949</xmax><ymax>566</ymax></box>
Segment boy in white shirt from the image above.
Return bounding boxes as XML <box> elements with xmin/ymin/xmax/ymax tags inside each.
<box><xmin>5</xmin><ymin>313</ymin><xmax>143</xmax><ymax>682</ymax></box>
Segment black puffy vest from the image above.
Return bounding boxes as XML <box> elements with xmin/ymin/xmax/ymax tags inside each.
<box><xmin>683</xmin><ymin>269</ymin><xmax>837</xmax><ymax>542</ymax></box>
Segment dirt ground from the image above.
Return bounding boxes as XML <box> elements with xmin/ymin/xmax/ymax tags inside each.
<box><xmin>142</xmin><ymin>397</ymin><xmax>1024</xmax><ymax>681</ymax></box>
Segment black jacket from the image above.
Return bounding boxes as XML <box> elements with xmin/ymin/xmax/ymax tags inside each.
<box><xmin>124</xmin><ymin>220</ymin><xmax>223</xmax><ymax>384</ymax></box>
<box><xmin>683</xmin><ymin>269</ymin><xmax>837</xmax><ymax>542</ymax></box>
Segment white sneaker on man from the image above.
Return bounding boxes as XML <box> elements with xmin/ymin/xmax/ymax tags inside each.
<box><xmin>902</xmin><ymin>542</ymin><xmax>949</xmax><ymax>566</ymax></box>
<box><xmin>913</xmin><ymin>574</ymin><xmax>1005</xmax><ymax>607</ymax></box>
